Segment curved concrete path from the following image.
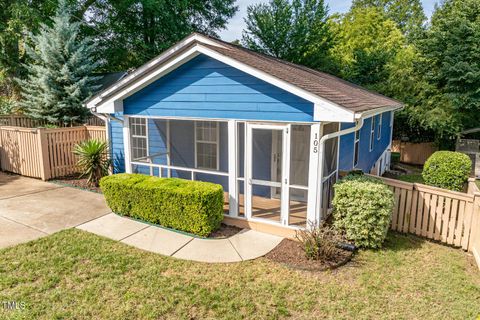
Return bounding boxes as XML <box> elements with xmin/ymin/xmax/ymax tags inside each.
<box><xmin>77</xmin><ymin>213</ymin><xmax>284</xmax><ymax>263</ymax></box>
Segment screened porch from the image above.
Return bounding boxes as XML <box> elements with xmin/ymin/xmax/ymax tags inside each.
<box><xmin>125</xmin><ymin>117</ymin><xmax>339</xmax><ymax>229</ymax></box>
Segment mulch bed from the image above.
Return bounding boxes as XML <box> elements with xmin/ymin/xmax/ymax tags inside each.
<box><xmin>265</xmin><ymin>239</ymin><xmax>354</xmax><ymax>272</ymax></box>
<box><xmin>208</xmin><ymin>223</ymin><xmax>242</xmax><ymax>239</ymax></box>
<box><xmin>52</xmin><ymin>174</ymin><xmax>102</xmax><ymax>193</ymax></box>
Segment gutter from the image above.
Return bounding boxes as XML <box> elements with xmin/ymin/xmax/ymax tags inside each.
<box><xmin>316</xmin><ymin>118</ymin><xmax>364</xmax><ymax>220</ymax></box>
<box><xmin>90</xmin><ymin>107</ymin><xmax>124</xmax><ymax>124</ymax></box>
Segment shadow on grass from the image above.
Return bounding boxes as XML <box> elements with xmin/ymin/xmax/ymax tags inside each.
<box><xmin>381</xmin><ymin>231</ymin><xmax>426</xmax><ymax>252</ymax></box>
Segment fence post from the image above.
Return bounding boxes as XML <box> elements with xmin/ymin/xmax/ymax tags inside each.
<box><xmin>36</xmin><ymin>128</ymin><xmax>50</xmax><ymax>181</ymax></box>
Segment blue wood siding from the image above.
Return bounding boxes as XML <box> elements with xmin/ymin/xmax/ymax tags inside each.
<box><xmin>109</xmin><ymin>113</ymin><xmax>125</xmax><ymax>173</ymax></box>
<box><xmin>339</xmin><ymin>111</ymin><xmax>392</xmax><ymax>172</ymax></box>
<box><xmin>123</xmin><ymin>55</ymin><xmax>314</xmax><ymax>122</ymax></box>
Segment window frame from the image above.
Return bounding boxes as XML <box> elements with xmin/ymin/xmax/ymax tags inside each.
<box><xmin>194</xmin><ymin>121</ymin><xmax>220</xmax><ymax>171</ymax></box>
<box><xmin>369</xmin><ymin>116</ymin><xmax>375</xmax><ymax>151</ymax></box>
<box><xmin>353</xmin><ymin>129</ymin><xmax>360</xmax><ymax>167</ymax></box>
<box><xmin>130</xmin><ymin>117</ymin><xmax>149</xmax><ymax>162</ymax></box>
<box><xmin>377</xmin><ymin>114</ymin><xmax>382</xmax><ymax>140</ymax></box>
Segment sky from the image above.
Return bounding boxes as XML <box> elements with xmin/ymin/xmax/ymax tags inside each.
<box><xmin>219</xmin><ymin>0</ymin><xmax>439</xmax><ymax>42</ymax></box>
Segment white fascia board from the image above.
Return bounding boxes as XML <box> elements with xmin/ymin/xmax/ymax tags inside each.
<box><xmin>90</xmin><ymin>41</ymin><xmax>359</xmax><ymax>122</ymax></box>
<box><xmin>313</xmin><ymin>102</ymin><xmax>355</xmax><ymax>122</ymax></box>
<box><xmin>95</xmin><ymin>100</ymin><xmax>123</xmax><ymax>114</ymax></box>
<box><xmin>355</xmin><ymin>104</ymin><xmax>403</xmax><ymax>119</ymax></box>
<box><xmin>92</xmin><ymin>48</ymin><xmax>201</xmax><ymax>112</ymax></box>
<box><xmin>86</xmin><ymin>33</ymin><xmax>222</xmax><ymax>109</ymax></box>
<box><xmin>196</xmin><ymin>46</ymin><xmax>354</xmax><ymax>120</ymax></box>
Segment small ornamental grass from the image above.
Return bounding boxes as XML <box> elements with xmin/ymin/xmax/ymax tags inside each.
<box><xmin>332</xmin><ymin>174</ymin><xmax>394</xmax><ymax>249</ymax></box>
<box><xmin>422</xmin><ymin>151</ymin><xmax>471</xmax><ymax>192</ymax></box>
<box><xmin>100</xmin><ymin>174</ymin><xmax>224</xmax><ymax>237</ymax></box>
<box><xmin>295</xmin><ymin>221</ymin><xmax>342</xmax><ymax>261</ymax></box>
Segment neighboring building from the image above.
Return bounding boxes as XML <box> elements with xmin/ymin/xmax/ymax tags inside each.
<box><xmin>86</xmin><ymin>33</ymin><xmax>401</xmax><ymax>233</ymax></box>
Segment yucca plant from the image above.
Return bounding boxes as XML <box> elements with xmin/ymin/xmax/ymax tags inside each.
<box><xmin>73</xmin><ymin>139</ymin><xmax>111</xmax><ymax>186</ymax></box>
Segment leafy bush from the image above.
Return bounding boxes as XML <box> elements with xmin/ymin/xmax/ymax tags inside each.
<box><xmin>73</xmin><ymin>139</ymin><xmax>110</xmax><ymax>186</ymax></box>
<box><xmin>422</xmin><ymin>151</ymin><xmax>471</xmax><ymax>191</ymax></box>
<box><xmin>295</xmin><ymin>221</ymin><xmax>342</xmax><ymax>261</ymax></box>
<box><xmin>100</xmin><ymin>174</ymin><xmax>224</xmax><ymax>237</ymax></box>
<box><xmin>332</xmin><ymin>175</ymin><xmax>394</xmax><ymax>249</ymax></box>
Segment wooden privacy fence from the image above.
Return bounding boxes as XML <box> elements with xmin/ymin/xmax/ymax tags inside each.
<box><xmin>378</xmin><ymin>176</ymin><xmax>480</xmax><ymax>252</ymax></box>
<box><xmin>391</xmin><ymin>140</ymin><xmax>437</xmax><ymax>165</ymax></box>
<box><xmin>0</xmin><ymin>126</ymin><xmax>106</xmax><ymax>180</ymax></box>
<box><xmin>0</xmin><ymin>115</ymin><xmax>104</xmax><ymax>127</ymax></box>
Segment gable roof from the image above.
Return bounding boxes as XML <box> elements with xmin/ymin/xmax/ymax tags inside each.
<box><xmin>87</xmin><ymin>33</ymin><xmax>402</xmax><ymax>120</ymax></box>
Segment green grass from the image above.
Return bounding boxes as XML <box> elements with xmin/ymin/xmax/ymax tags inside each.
<box><xmin>396</xmin><ymin>173</ymin><xmax>425</xmax><ymax>184</ymax></box>
<box><xmin>0</xmin><ymin>229</ymin><xmax>479</xmax><ymax>319</ymax></box>
<box><xmin>476</xmin><ymin>179</ymin><xmax>480</xmax><ymax>189</ymax></box>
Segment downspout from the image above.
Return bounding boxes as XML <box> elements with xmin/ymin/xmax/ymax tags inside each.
<box><xmin>317</xmin><ymin>117</ymin><xmax>364</xmax><ymax>221</ymax></box>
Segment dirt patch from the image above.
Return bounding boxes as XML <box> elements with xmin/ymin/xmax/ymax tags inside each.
<box><xmin>265</xmin><ymin>239</ymin><xmax>353</xmax><ymax>272</ymax></box>
<box><xmin>52</xmin><ymin>174</ymin><xmax>102</xmax><ymax>193</ymax></box>
<box><xmin>208</xmin><ymin>223</ymin><xmax>242</xmax><ymax>239</ymax></box>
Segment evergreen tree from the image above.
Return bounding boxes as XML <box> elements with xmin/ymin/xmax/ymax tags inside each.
<box><xmin>17</xmin><ymin>0</ymin><xmax>100</xmax><ymax>125</ymax></box>
<box><xmin>242</xmin><ymin>0</ymin><xmax>334</xmax><ymax>71</ymax></box>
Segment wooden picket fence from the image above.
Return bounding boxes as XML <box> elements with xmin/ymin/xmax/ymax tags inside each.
<box><xmin>377</xmin><ymin>175</ymin><xmax>480</xmax><ymax>252</ymax></box>
<box><xmin>0</xmin><ymin>126</ymin><xmax>106</xmax><ymax>180</ymax></box>
<box><xmin>0</xmin><ymin>115</ymin><xmax>104</xmax><ymax>128</ymax></box>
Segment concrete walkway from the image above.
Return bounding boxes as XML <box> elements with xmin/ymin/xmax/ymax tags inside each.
<box><xmin>77</xmin><ymin>213</ymin><xmax>283</xmax><ymax>263</ymax></box>
<box><xmin>0</xmin><ymin>173</ymin><xmax>283</xmax><ymax>263</ymax></box>
<box><xmin>0</xmin><ymin>173</ymin><xmax>111</xmax><ymax>248</ymax></box>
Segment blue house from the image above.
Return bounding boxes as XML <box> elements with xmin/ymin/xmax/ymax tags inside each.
<box><xmin>87</xmin><ymin>33</ymin><xmax>402</xmax><ymax>233</ymax></box>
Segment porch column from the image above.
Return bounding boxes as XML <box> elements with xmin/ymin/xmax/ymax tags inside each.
<box><xmin>227</xmin><ymin>120</ymin><xmax>238</xmax><ymax>217</ymax></box>
<box><xmin>123</xmin><ymin>116</ymin><xmax>132</xmax><ymax>173</ymax></box>
<box><xmin>306</xmin><ymin>123</ymin><xmax>322</xmax><ymax>227</ymax></box>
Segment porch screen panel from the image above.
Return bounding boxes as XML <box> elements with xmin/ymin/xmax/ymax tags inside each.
<box><xmin>322</xmin><ymin>122</ymin><xmax>339</xmax><ymax>176</ymax></box>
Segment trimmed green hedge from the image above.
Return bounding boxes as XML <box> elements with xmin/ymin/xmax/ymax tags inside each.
<box><xmin>422</xmin><ymin>151</ymin><xmax>471</xmax><ymax>192</ymax></box>
<box><xmin>332</xmin><ymin>174</ymin><xmax>394</xmax><ymax>249</ymax></box>
<box><xmin>100</xmin><ymin>174</ymin><xmax>224</xmax><ymax>237</ymax></box>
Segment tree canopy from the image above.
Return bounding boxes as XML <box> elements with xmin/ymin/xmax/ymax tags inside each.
<box><xmin>241</xmin><ymin>0</ymin><xmax>334</xmax><ymax>71</ymax></box>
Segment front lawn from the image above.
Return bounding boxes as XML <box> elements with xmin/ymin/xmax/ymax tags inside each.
<box><xmin>396</xmin><ymin>173</ymin><xmax>424</xmax><ymax>184</ymax></box>
<box><xmin>0</xmin><ymin>229</ymin><xmax>479</xmax><ymax>319</ymax></box>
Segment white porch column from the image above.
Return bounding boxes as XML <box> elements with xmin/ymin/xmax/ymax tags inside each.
<box><xmin>227</xmin><ymin>120</ymin><xmax>238</xmax><ymax>217</ymax></box>
<box><xmin>306</xmin><ymin>123</ymin><xmax>322</xmax><ymax>227</ymax></box>
<box><xmin>123</xmin><ymin>115</ymin><xmax>132</xmax><ymax>173</ymax></box>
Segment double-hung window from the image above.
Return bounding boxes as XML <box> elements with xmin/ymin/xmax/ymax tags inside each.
<box><xmin>130</xmin><ymin>117</ymin><xmax>148</xmax><ymax>161</ymax></box>
<box><xmin>354</xmin><ymin>130</ymin><xmax>360</xmax><ymax>167</ymax></box>
<box><xmin>369</xmin><ymin>116</ymin><xmax>375</xmax><ymax>151</ymax></box>
<box><xmin>377</xmin><ymin>114</ymin><xmax>382</xmax><ymax>140</ymax></box>
<box><xmin>195</xmin><ymin>121</ymin><xmax>219</xmax><ymax>170</ymax></box>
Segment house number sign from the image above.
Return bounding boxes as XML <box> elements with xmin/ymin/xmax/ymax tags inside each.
<box><xmin>312</xmin><ymin>133</ymin><xmax>319</xmax><ymax>153</ymax></box>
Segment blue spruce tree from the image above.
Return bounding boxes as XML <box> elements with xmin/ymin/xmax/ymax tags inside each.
<box><xmin>18</xmin><ymin>0</ymin><xmax>101</xmax><ymax>125</ymax></box>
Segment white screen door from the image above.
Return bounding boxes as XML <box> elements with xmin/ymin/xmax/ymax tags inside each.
<box><xmin>245</xmin><ymin>123</ymin><xmax>289</xmax><ymax>225</ymax></box>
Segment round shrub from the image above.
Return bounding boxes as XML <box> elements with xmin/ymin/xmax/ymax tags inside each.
<box><xmin>332</xmin><ymin>175</ymin><xmax>394</xmax><ymax>249</ymax></box>
<box><xmin>422</xmin><ymin>151</ymin><xmax>471</xmax><ymax>192</ymax></box>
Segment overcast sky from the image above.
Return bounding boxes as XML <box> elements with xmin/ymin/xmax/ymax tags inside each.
<box><xmin>219</xmin><ymin>0</ymin><xmax>439</xmax><ymax>41</ymax></box>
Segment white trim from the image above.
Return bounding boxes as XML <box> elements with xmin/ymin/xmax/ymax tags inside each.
<box><xmin>228</xmin><ymin>120</ymin><xmax>238</xmax><ymax>217</ymax></box>
<box><xmin>194</xmin><ymin>121</ymin><xmax>220</xmax><ymax>171</ymax></box>
<box><xmin>166</xmin><ymin>119</ymin><xmax>171</xmax><ymax>177</ymax></box>
<box><xmin>336</xmin><ymin>122</ymin><xmax>341</xmax><ymax>180</ymax></box>
<box><xmin>281</xmin><ymin>124</ymin><xmax>292</xmax><ymax>226</ymax></box>
<box><xmin>89</xmin><ymin>41</ymin><xmax>358</xmax><ymax>122</ymax></box>
<box><xmin>353</xmin><ymin>129</ymin><xmax>360</xmax><ymax>168</ymax></box>
<box><xmin>123</xmin><ymin>116</ymin><xmax>132</xmax><ymax>173</ymax></box>
<box><xmin>131</xmin><ymin>162</ymin><xmax>229</xmax><ymax>177</ymax></box>
<box><xmin>355</xmin><ymin>105</ymin><xmax>403</xmax><ymax>119</ymax></box>
<box><xmin>377</xmin><ymin>113</ymin><xmax>382</xmax><ymax>140</ymax></box>
<box><xmin>117</xmin><ymin>114</ymin><xmax>316</xmax><ymax>125</ymax></box>
<box><xmin>306</xmin><ymin>123</ymin><xmax>321</xmax><ymax>226</ymax></box>
<box><xmin>369</xmin><ymin>116</ymin><xmax>375</xmax><ymax>152</ymax></box>
<box><xmin>86</xmin><ymin>33</ymin><xmax>225</xmax><ymax>108</ymax></box>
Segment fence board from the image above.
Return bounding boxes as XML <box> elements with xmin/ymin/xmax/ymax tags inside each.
<box><xmin>373</xmin><ymin>175</ymin><xmax>479</xmax><ymax>254</ymax></box>
<box><xmin>0</xmin><ymin>125</ymin><xmax>106</xmax><ymax>180</ymax></box>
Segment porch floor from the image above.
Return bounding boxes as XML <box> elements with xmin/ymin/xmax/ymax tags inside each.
<box><xmin>224</xmin><ymin>193</ymin><xmax>307</xmax><ymax>227</ymax></box>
